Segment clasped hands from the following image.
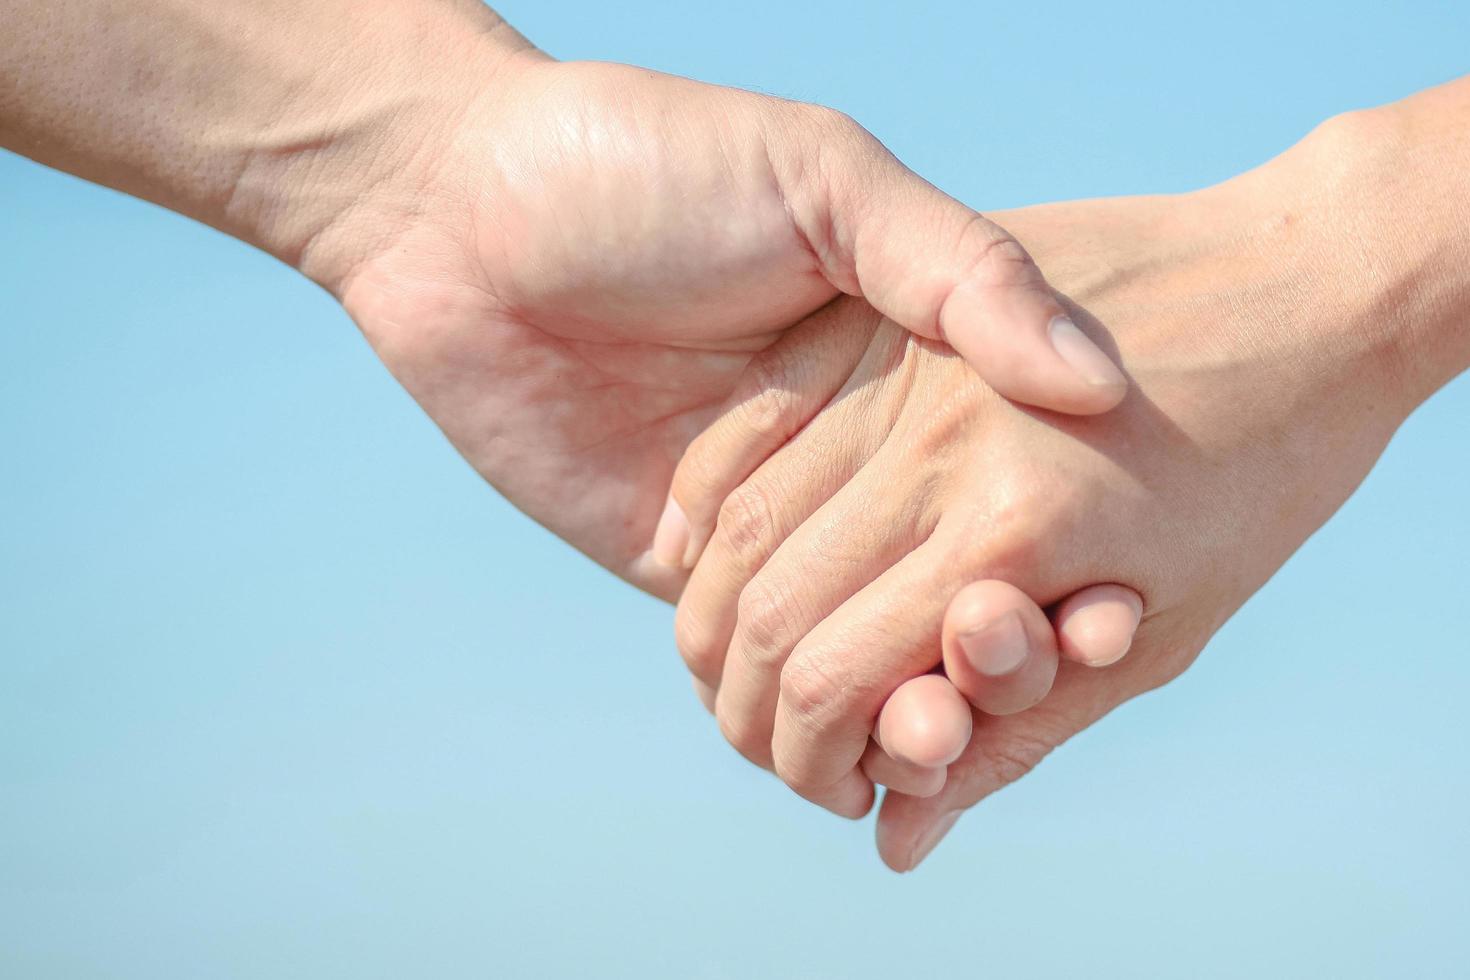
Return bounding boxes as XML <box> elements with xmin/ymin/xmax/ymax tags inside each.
<box><xmin>6</xmin><ymin>0</ymin><xmax>1460</xmax><ymax>874</ymax></box>
<box><xmin>331</xmin><ymin>52</ymin><xmax>1434</xmax><ymax>870</ymax></box>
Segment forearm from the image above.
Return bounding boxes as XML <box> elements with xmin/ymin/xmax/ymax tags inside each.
<box><xmin>1246</xmin><ymin>78</ymin><xmax>1470</xmax><ymax>412</ymax></box>
<box><xmin>1368</xmin><ymin>78</ymin><xmax>1470</xmax><ymax>402</ymax></box>
<box><xmin>0</xmin><ymin>0</ymin><xmax>534</xmax><ymax>289</ymax></box>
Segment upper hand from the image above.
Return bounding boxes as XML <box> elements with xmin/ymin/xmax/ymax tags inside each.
<box><xmin>311</xmin><ymin>53</ymin><xmax>1124</xmax><ymax>597</ymax></box>
<box><xmin>667</xmin><ymin>141</ymin><xmax>1418</xmax><ymax>864</ymax></box>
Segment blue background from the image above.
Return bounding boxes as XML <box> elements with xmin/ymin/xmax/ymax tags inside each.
<box><xmin>3</xmin><ymin>1</ymin><xmax>1468</xmax><ymax>976</ymax></box>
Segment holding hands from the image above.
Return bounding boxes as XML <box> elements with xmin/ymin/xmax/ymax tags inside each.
<box><xmin>332</xmin><ymin>52</ymin><xmax>1130</xmax><ymax>598</ymax></box>
<box><xmin>8</xmin><ymin>0</ymin><xmax>1469</xmax><ymax>875</ymax></box>
<box><xmin>666</xmin><ymin>101</ymin><xmax>1465</xmax><ymax>866</ymax></box>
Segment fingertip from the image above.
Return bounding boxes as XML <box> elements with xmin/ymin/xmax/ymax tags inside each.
<box><xmin>943</xmin><ymin>580</ymin><xmax>1037</xmax><ymax>682</ymax></box>
<box><xmin>941</xmin><ymin>282</ymin><xmax>1128</xmax><ymax>417</ymax></box>
<box><xmin>1054</xmin><ymin>584</ymin><xmax>1144</xmax><ymax>667</ymax></box>
<box><xmin>942</xmin><ymin>580</ymin><xmax>1059</xmax><ymax>716</ymax></box>
<box><xmin>651</xmin><ymin>495</ymin><xmax>691</xmax><ymax>569</ymax></box>
<box><xmin>874</xmin><ymin>790</ymin><xmax>923</xmax><ymax>872</ymax></box>
<box><xmin>1047</xmin><ymin>315</ymin><xmax>1128</xmax><ymax>401</ymax></box>
<box><xmin>876</xmin><ymin>829</ymin><xmax>915</xmax><ymax>873</ymax></box>
<box><xmin>875</xmin><ymin>800</ymin><xmax>961</xmax><ymax>873</ymax></box>
<box><xmin>876</xmin><ymin>675</ymin><xmax>973</xmax><ymax>769</ymax></box>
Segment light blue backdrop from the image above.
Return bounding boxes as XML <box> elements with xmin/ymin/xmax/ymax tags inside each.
<box><xmin>3</xmin><ymin>1</ymin><xmax>1468</xmax><ymax>977</ymax></box>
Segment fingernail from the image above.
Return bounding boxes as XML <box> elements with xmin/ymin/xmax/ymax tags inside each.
<box><xmin>908</xmin><ymin>810</ymin><xmax>962</xmax><ymax>870</ymax></box>
<box><xmin>1049</xmin><ymin>316</ymin><xmax>1126</xmax><ymax>389</ymax></box>
<box><xmin>959</xmin><ymin>610</ymin><xmax>1029</xmax><ymax>677</ymax></box>
<box><xmin>651</xmin><ymin>496</ymin><xmax>690</xmax><ymax>568</ymax></box>
<box><xmin>1060</xmin><ymin>587</ymin><xmax>1144</xmax><ymax>667</ymax></box>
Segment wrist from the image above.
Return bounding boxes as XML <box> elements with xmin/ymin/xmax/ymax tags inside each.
<box><xmin>1359</xmin><ymin>83</ymin><xmax>1470</xmax><ymax>407</ymax></box>
<box><xmin>2</xmin><ymin>1</ymin><xmax>538</xmax><ymax>296</ymax></box>
<box><xmin>224</xmin><ymin>5</ymin><xmax>540</xmax><ymax>296</ymax></box>
<box><xmin>1228</xmin><ymin>93</ymin><xmax>1470</xmax><ymax>419</ymax></box>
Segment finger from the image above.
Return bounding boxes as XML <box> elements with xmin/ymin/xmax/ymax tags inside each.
<box><xmin>876</xmin><ymin>652</ymin><xmax>1155</xmax><ymax>872</ymax></box>
<box><xmin>769</xmin><ymin>537</ymin><xmax>959</xmax><ymax>814</ymax></box>
<box><xmin>862</xmin><ymin>672</ymin><xmax>972</xmax><ymax>796</ymax></box>
<box><xmin>874</xmin><ymin>674</ymin><xmax>972</xmax><ymax>769</ymax></box>
<box><xmin>653</xmin><ymin>300</ymin><xmax>879</xmax><ymax>570</ymax></box>
<box><xmin>1054</xmin><ymin>583</ymin><xmax>1144</xmax><ymax>667</ymax></box>
<box><xmin>713</xmin><ymin>448</ymin><xmax>934</xmax><ymax>778</ymax></box>
<box><xmin>941</xmin><ymin>580</ymin><xmax>1060</xmax><ymax>717</ymax></box>
<box><xmin>670</xmin><ymin>403</ymin><xmax>872</xmax><ymax>694</ymax></box>
<box><xmin>776</xmin><ymin>109</ymin><xmax>1127</xmax><ymax>415</ymax></box>
<box><xmin>671</xmin><ymin>325</ymin><xmax>910</xmax><ymax>696</ymax></box>
<box><xmin>860</xmin><ymin>739</ymin><xmax>946</xmax><ymax>798</ymax></box>
<box><xmin>884</xmin><ymin>583</ymin><xmax>1142</xmax><ymax>738</ymax></box>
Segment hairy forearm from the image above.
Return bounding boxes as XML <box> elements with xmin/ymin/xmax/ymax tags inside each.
<box><xmin>0</xmin><ymin>0</ymin><xmax>533</xmax><ymax>287</ymax></box>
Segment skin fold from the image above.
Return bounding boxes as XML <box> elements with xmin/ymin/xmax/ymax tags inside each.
<box><xmin>667</xmin><ymin>87</ymin><xmax>1470</xmax><ymax>868</ymax></box>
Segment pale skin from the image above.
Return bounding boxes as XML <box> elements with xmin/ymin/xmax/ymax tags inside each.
<box><xmin>12</xmin><ymin>0</ymin><xmax>1464</xmax><ymax>873</ymax></box>
<box><xmin>0</xmin><ymin>0</ymin><xmax>1138</xmax><ymax>861</ymax></box>
<box><xmin>698</xmin><ymin>579</ymin><xmax>1143</xmax><ymax>800</ymax></box>
<box><xmin>667</xmin><ymin>80</ymin><xmax>1470</xmax><ymax>868</ymax></box>
<box><xmin>0</xmin><ymin>1</ymin><xmax>1137</xmax><ymax>576</ymax></box>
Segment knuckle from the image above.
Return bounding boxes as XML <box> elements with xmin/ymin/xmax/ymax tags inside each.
<box><xmin>734</xmin><ymin>358</ymin><xmax>801</xmax><ymax>439</ymax></box>
<box><xmin>932</xmin><ymin>523</ymin><xmax>1041</xmax><ymax>592</ymax></box>
<box><xmin>976</xmin><ymin>532</ymin><xmax>1047</xmax><ymax>585</ymax></box>
<box><xmin>799</xmin><ymin>102</ymin><xmax>890</xmax><ymax>183</ymax></box>
<box><xmin>959</xmin><ymin>214</ymin><xmax>1043</xmax><ymax>288</ymax></box>
<box><xmin>672</xmin><ymin>602</ymin><xmax>723</xmax><ymax>683</ymax></box>
<box><xmin>933</xmin><ymin>469</ymin><xmax>1071</xmax><ymax>582</ymax></box>
<box><xmin>779</xmin><ymin>650</ymin><xmax>847</xmax><ymax>724</ymax></box>
<box><xmin>805</xmin><ymin>103</ymin><xmax>866</xmax><ymax>141</ymax></box>
<box><xmin>716</xmin><ymin>484</ymin><xmax>778</xmax><ymax>565</ymax></box>
<box><xmin>734</xmin><ymin>578</ymin><xmax>796</xmax><ymax>666</ymax></box>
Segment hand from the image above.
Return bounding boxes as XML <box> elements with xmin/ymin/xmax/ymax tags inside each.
<box><xmin>690</xmin><ymin>578</ymin><xmax>1143</xmax><ymax>799</ymax></box>
<box><xmin>337</xmin><ymin>41</ymin><xmax>1144</xmax><ymax>807</ymax></box>
<box><xmin>3</xmin><ymin>0</ymin><xmax>1128</xmax><ymax>600</ymax></box>
<box><xmin>328</xmin><ymin>52</ymin><xmax>1132</xmax><ymax>598</ymax></box>
<box><xmin>851</xmin><ymin>580</ymin><xmax>1143</xmax><ymax>800</ymax></box>
<box><xmin>666</xmin><ymin>104</ymin><xmax>1461</xmax><ymax>865</ymax></box>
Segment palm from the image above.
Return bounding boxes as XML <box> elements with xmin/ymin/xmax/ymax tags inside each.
<box><xmin>339</xmin><ymin>62</ymin><xmax>840</xmax><ymax>594</ymax></box>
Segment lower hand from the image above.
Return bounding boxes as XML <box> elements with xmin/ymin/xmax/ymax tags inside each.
<box><xmin>668</xmin><ymin>109</ymin><xmax>1443</xmax><ymax>866</ymax></box>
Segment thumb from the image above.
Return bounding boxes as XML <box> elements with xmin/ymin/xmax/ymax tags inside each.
<box><xmin>875</xmin><ymin>654</ymin><xmax>1148</xmax><ymax>872</ymax></box>
<box><xmin>778</xmin><ymin>108</ymin><xmax>1127</xmax><ymax>415</ymax></box>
